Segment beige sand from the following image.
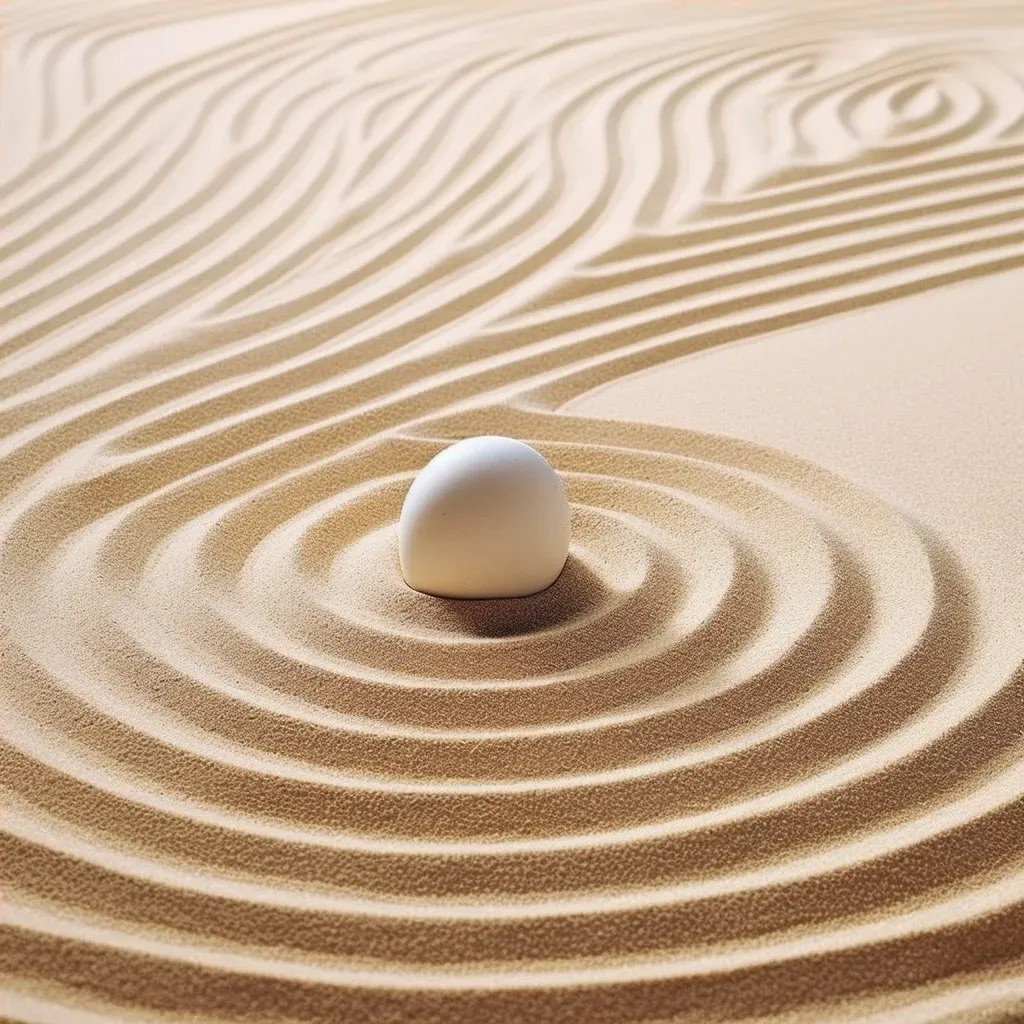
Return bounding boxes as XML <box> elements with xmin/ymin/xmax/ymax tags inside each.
<box><xmin>2</xmin><ymin>0</ymin><xmax>1024</xmax><ymax>1021</ymax></box>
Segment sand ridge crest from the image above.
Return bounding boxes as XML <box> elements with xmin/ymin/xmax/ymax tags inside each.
<box><xmin>2</xmin><ymin>1</ymin><xmax>1024</xmax><ymax>1021</ymax></box>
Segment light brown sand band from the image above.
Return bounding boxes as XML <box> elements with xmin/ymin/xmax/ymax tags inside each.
<box><xmin>2</xmin><ymin>1</ymin><xmax>1024</xmax><ymax>1021</ymax></box>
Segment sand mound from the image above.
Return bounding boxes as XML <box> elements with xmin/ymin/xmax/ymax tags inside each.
<box><xmin>2</xmin><ymin>1</ymin><xmax>1024</xmax><ymax>1021</ymax></box>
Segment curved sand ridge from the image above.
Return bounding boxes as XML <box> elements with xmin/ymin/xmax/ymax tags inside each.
<box><xmin>3</xmin><ymin>1</ymin><xmax>1024</xmax><ymax>1021</ymax></box>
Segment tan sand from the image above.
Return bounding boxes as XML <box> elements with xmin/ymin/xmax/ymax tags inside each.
<box><xmin>2</xmin><ymin>0</ymin><xmax>1024</xmax><ymax>1021</ymax></box>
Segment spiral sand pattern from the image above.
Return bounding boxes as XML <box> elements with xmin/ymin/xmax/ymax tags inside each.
<box><xmin>3</xmin><ymin>1</ymin><xmax>1024</xmax><ymax>1021</ymax></box>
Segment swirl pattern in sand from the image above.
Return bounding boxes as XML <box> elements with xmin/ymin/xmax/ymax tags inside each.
<box><xmin>3</xmin><ymin>1</ymin><xmax>1024</xmax><ymax>1021</ymax></box>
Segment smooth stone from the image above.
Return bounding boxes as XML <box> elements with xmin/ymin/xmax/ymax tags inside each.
<box><xmin>398</xmin><ymin>436</ymin><xmax>571</xmax><ymax>599</ymax></box>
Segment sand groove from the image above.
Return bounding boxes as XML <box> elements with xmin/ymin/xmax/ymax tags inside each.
<box><xmin>3</xmin><ymin>1</ymin><xmax>1024</xmax><ymax>1021</ymax></box>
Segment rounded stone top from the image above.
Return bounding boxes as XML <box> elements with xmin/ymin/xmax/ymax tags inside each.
<box><xmin>398</xmin><ymin>436</ymin><xmax>571</xmax><ymax>599</ymax></box>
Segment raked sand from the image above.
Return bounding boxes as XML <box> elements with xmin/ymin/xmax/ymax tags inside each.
<box><xmin>3</xmin><ymin>1</ymin><xmax>1024</xmax><ymax>1021</ymax></box>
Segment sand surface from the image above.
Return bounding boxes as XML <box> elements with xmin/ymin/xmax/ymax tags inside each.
<box><xmin>3</xmin><ymin>1</ymin><xmax>1024</xmax><ymax>1021</ymax></box>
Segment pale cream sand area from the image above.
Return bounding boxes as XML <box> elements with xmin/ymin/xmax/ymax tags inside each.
<box><xmin>3</xmin><ymin>0</ymin><xmax>1024</xmax><ymax>1022</ymax></box>
<box><xmin>571</xmin><ymin>266</ymin><xmax>1024</xmax><ymax>652</ymax></box>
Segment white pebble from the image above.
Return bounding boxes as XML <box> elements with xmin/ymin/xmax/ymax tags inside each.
<box><xmin>398</xmin><ymin>436</ymin><xmax>570</xmax><ymax>598</ymax></box>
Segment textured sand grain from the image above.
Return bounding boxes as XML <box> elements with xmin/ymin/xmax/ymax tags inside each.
<box><xmin>2</xmin><ymin>1</ymin><xmax>1024</xmax><ymax>1021</ymax></box>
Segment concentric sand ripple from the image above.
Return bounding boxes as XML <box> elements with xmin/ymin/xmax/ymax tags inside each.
<box><xmin>3</xmin><ymin>1</ymin><xmax>1024</xmax><ymax>1021</ymax></box>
